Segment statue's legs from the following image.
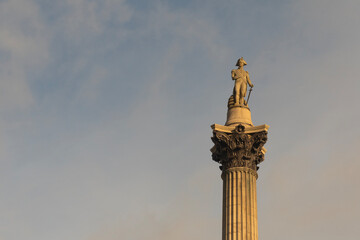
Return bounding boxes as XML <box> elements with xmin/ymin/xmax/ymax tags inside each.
<box><xmin>240</xmin><ymin>83</ymin><xmax>247</xmax><ymax>105</ymax></box>
<box><xmin>234</xmin><ymin>83</ymin><xmax>241</xmax><ymax>105</ymax></box>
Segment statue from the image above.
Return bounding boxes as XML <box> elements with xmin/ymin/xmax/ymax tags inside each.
<box><xmin>231</xmin><ymin>57</ymin><xmax>253</xmax><ymax>106</ymax></box>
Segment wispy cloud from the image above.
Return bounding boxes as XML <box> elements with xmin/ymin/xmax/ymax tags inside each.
<box><xmin>0</xmin><ymin>0</ymin><xmax>49</xmax><ymax>109</ymax></box>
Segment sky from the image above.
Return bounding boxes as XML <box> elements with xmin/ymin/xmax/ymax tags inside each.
<box><xmin>0</xmin><ymin>0</ymin><xmax>360</xmax><ymax>239</ymax></box>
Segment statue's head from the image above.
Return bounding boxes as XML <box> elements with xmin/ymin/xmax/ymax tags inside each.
<box><xmin>236</xmin><ymin>57</ymin><xmax>247</xmax><ymax>67</ymax></box>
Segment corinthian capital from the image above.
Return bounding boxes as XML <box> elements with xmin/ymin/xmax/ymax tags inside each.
<box><xmin>211</xmin><ymin>124</ymin><xmax>268</xmax><ymax>171</ymax></box>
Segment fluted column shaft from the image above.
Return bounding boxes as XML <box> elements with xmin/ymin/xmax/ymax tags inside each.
<box><xmin>222</xmin><ymin>167</ymin><xmax>258</xmax><ymax>240</ymax></box>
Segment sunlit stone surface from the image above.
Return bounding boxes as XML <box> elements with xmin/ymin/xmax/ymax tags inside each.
<box><xmin>211</xmin><ymin>58</ymin><xmax>269</xmax><ymax>240</ymax></box>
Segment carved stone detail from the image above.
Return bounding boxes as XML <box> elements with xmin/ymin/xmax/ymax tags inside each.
<box><xmin>211</xmin><ymin>124</ymin><xmax>268</xmax><ymax>171</ymax></box>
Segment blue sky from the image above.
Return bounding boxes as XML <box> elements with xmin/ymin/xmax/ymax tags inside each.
<box><xmin>1</xmin><ymin>0</ymin><xmax>360</xmax><ymax>239</ymax></box>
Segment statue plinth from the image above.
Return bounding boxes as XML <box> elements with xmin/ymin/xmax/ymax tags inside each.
<box><xmin>226</xmin><ymin>106</ymin><xmax>253</xmax><ymax>126</ymax></box>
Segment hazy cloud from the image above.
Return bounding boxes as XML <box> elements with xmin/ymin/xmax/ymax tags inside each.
<box><xmin>0</xmin><ymin>0</ymin><xmax>49</xmax><ymax>109</ymax></box>
<box><xmin>1</xmin><ymin>0</ymin><xmax>360</xmax><ymax>240</ymax></box>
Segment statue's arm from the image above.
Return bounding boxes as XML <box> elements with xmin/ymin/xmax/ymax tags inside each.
<box><xmin>231</xmin><ymin>70</ymin><xmax>235</xmax><ymax>80</ymax></box>
<box><xmin>246</xmin><ymin>71</ymin><xmax>254</xmax><ymax>88</ymax></box>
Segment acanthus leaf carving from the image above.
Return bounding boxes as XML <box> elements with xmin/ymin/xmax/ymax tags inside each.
<box><xmin>211</xmin><ymin>124</ymin><xmax>268</xmax><ymax>171</ymax></box>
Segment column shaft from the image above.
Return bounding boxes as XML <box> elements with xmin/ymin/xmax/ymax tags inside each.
<box><xmin>222</xmin><ymin>167</ymin><xmax>258</xmax><ymax>240</ymax></box>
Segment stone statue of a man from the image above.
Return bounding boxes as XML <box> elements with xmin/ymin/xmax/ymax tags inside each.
<box><xmin>231</xmin><ymin>57</ymin><xmax>254</xmax><ymax>106</ymax></box>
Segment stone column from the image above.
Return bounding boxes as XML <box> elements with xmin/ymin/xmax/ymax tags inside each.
<box><xmin>222</xmin><ymin>167</ymin><xmax>258</xmax><ymax>240</ymax></box>
<box><xmin>211</xmin><ymin>124</ymin><xmax>268</xmax><ymax>240</ymax></box>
